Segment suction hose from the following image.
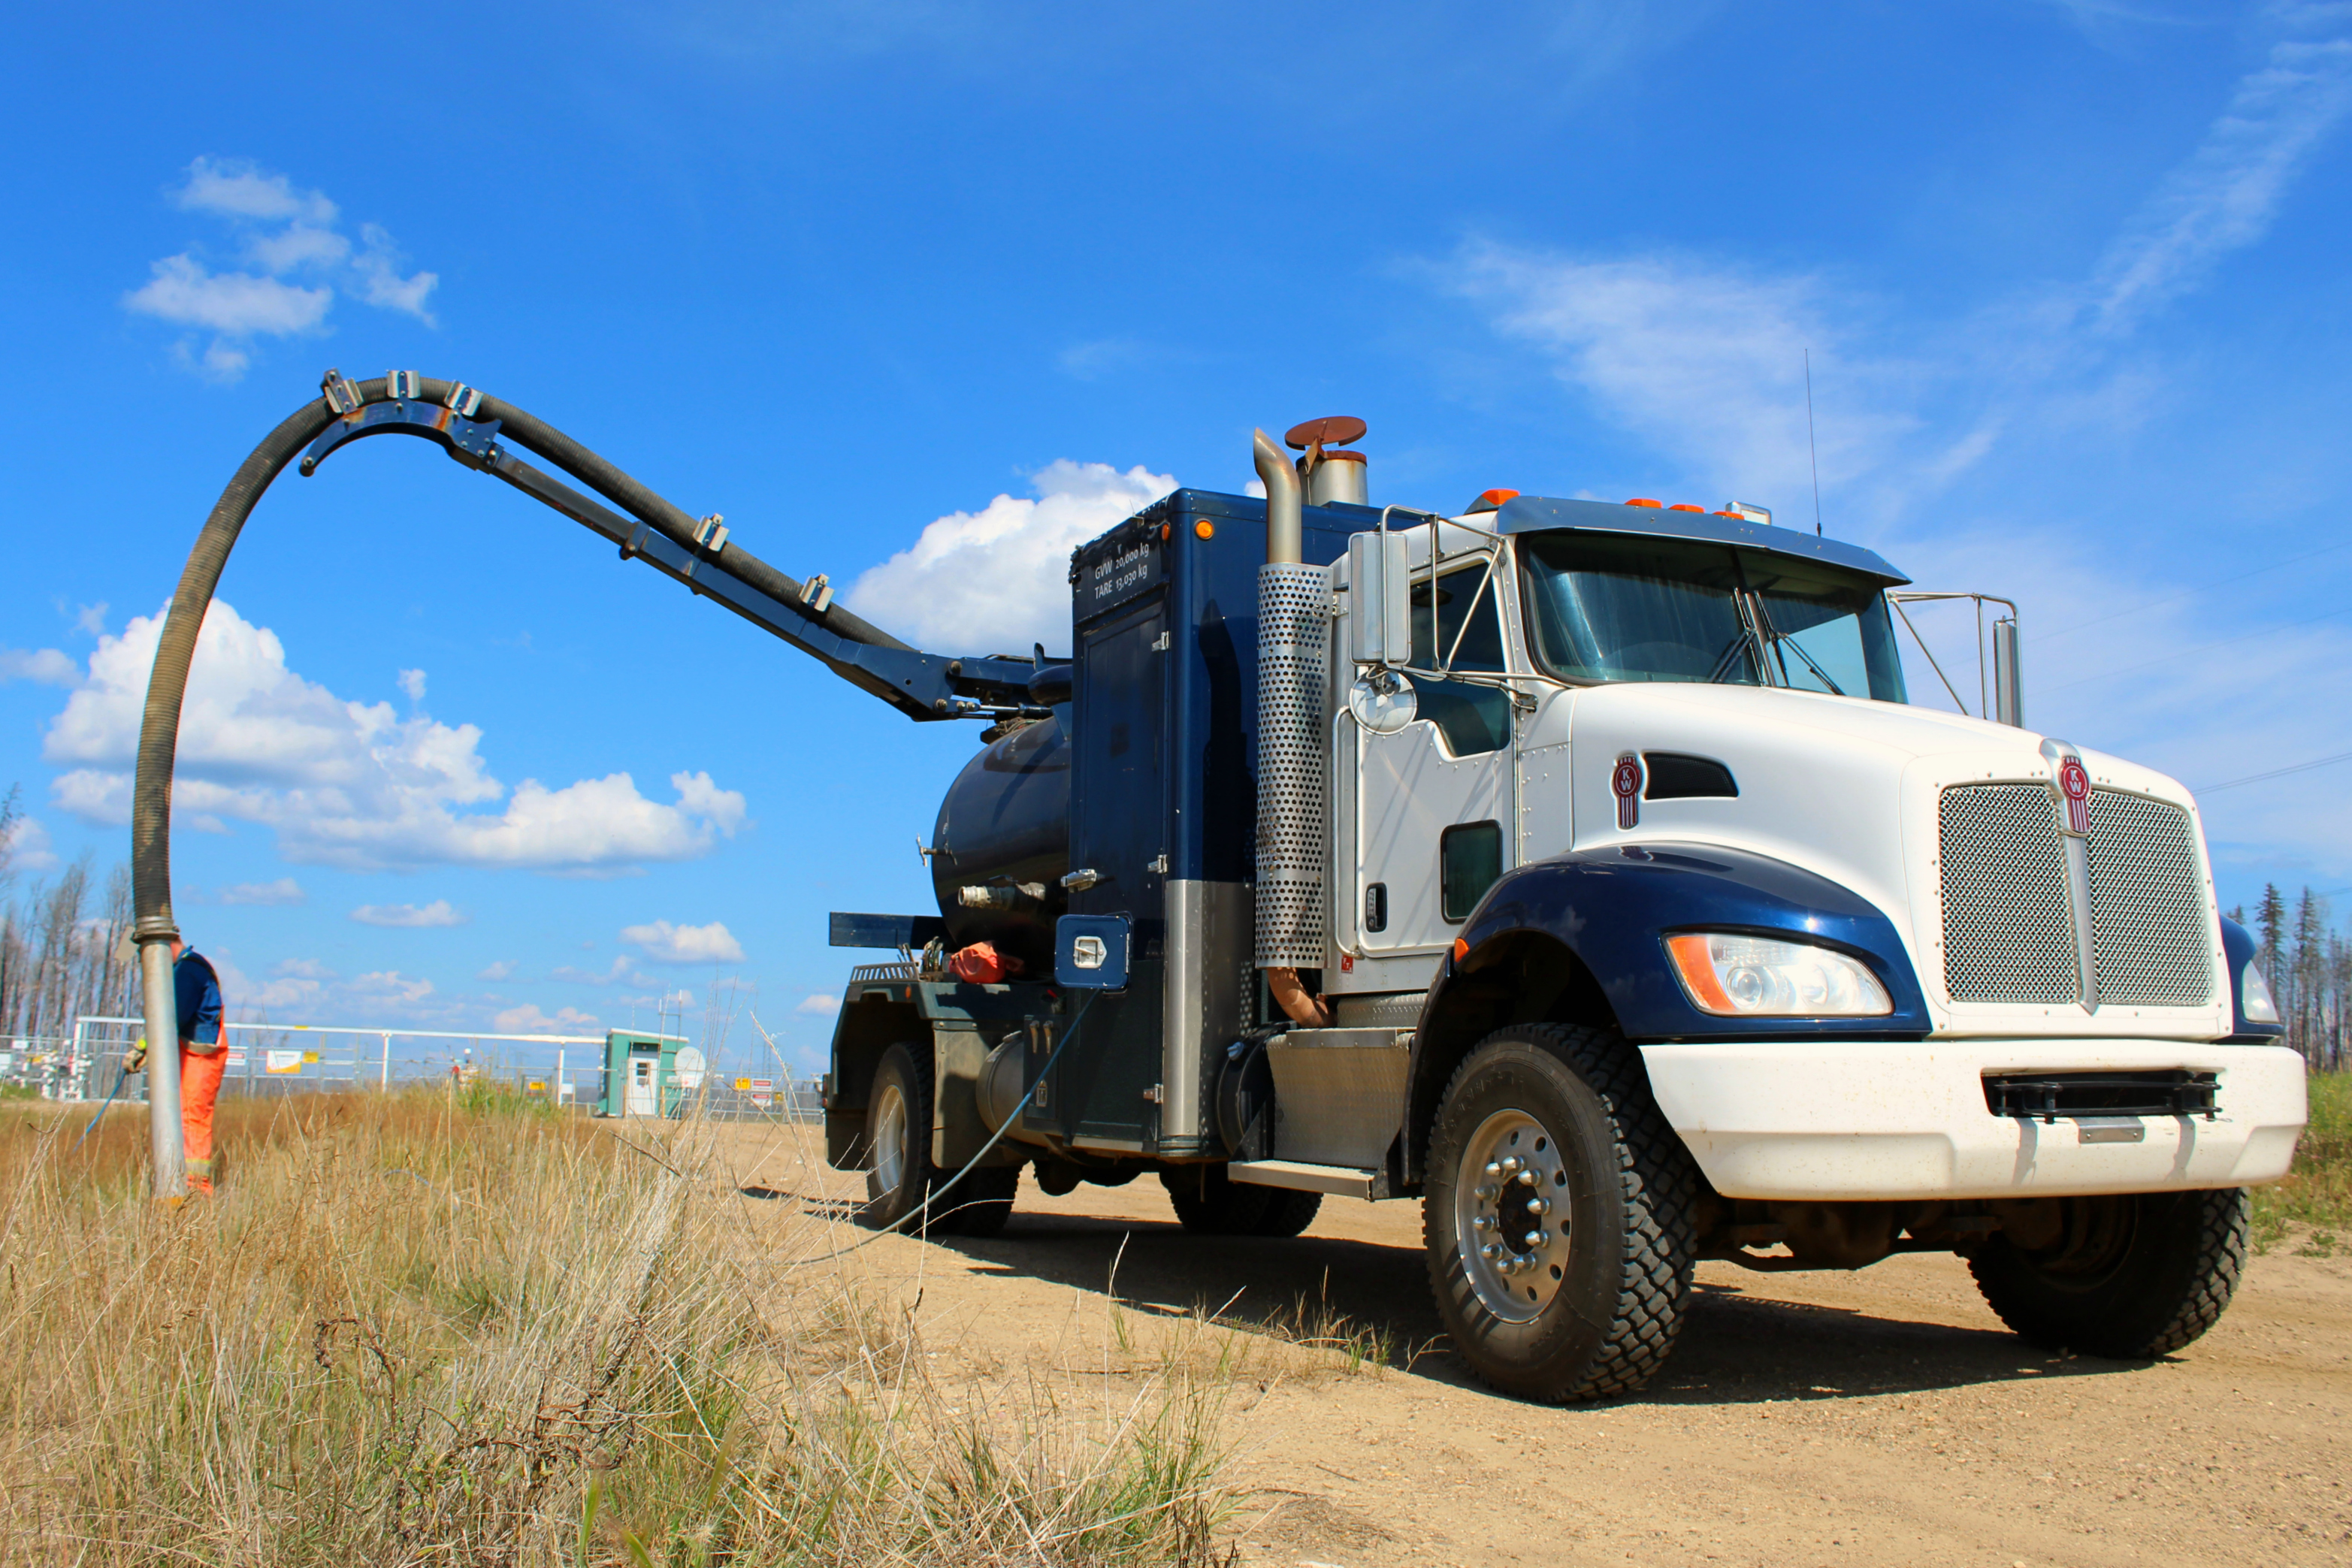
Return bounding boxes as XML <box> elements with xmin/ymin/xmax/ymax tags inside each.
<box><xmin>129</xmin><ymin>373</ymin><xmax>888</xmax><ymax>1198</ymax></box>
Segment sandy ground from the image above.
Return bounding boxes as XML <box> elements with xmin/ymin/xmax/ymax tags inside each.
<box><xmin>708</xmin><ymin>1120</ymin><xmax>2351</xmax><ymax>1568</ymax></box>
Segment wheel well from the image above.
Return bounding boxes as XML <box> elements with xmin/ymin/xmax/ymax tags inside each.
<box><xmin>824</xmin><ymin>994</ymin><xmax>924</xmax><ymax>1167</ymax></box>
<box><xmin>1402</xmin><ymin>931</ymin><xmax>1618</xmax><ymax>1187</ymax></box>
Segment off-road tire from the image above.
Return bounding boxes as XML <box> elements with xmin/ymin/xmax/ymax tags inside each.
<box><xmin>1423</xmin><ymin>1023</ymin><xmax>1698</xmax><ymax>1403</ymax></box>
<box><xmin>1968</xmin><ymin>1187</ymin><xmax>2248</xmax><ymax>1358</ymax></box>
<box><xmin>856</xmin><ymin>1043</ymin><xmax>935</xmax><ymax>1232</ymax></box>
<box><xmin>1159</xmin><ymin>1165</ymin><xmax>1323</xmax><ymax>1237</ymax></box>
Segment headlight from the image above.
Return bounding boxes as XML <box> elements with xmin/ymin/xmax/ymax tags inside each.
<box><xmin>1664</xmin><ymin>932</ymin><xmax>1893</xmax><ymax>1017</ymax></box>
<box><xmin>2241</xmin><ymin>961</ymin><xmax>2281</xmax><ymax>1024</ymax></box>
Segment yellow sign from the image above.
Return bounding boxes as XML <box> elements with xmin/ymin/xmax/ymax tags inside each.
<box><xmin>301</xmin><ymin>1051</ymin><xmax>320</xmax><ymax>1065</ymax></box>
<box><xmin>527</xmin><ymin>1080</ymin><xmax>546</xmax><ymax>1092</ymax></box>
<box><xmin>733</xmin><ymin>1077</ymin><xmax>752</xmax><ymax>1091</ymax></box>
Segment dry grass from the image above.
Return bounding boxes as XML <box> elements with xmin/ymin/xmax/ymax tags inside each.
<box><xmin>0</xmin><ymin>1089</ymin><xmax>1235</xmax><ymax>1566</ymax></box>
<box><xmin>2253</xmin><ymin>1069</ymin><xmax>2352</xmax><ymax>1256</ymax></box>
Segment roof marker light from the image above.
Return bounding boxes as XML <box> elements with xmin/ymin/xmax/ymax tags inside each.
<box><xmin>1627</xmin><ymin>498</ymin><xmax>1663</xmax><ymax>508</ymax></box>
<box><xmin>1667</xmin><ymin>503</ymin><xmax>1704</xmax><ymax>512</ymax></box>
<box><xmin>1462</xmin><ymin>487</ymin><xmax>1521</xmax><ymax>515</ymax></box>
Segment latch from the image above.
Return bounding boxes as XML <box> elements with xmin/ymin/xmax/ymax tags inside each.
<box><xmin>1151</xmin><ymin>630</ymin><xmax>1170</xmax><ymax>652</ymax></box>
<box><xmin>1061</xmin><ymin>868</ymin><xmax>1102</xmax><ymax>891</ymax></box>
<box><xmin>1147</xmin><ymin>853</ymin><xmax>1168</xmax><ymax>875</ymax></box>
<box><xmin>1142</xmin><ymin>1083</ymin><xmax>1165</xmax><ymax>1104</ymax></box>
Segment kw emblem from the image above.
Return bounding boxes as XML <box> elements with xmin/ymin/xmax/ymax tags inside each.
<box><xmin>1612</xmin><ymin>753</ymin><xmax>1643</xmax><ymax>830</ymax></box>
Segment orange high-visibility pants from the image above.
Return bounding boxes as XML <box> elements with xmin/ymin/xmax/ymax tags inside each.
<box><xmin>180</xmin><ymin>1044</ymin><xmax>226</xmax><ymax>1196</ymax></box>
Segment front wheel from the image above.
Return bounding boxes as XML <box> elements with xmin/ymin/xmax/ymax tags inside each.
<box><xmin>857</xmin><ymin>1044</ymin><xmax>1023</xmax><ymax>1236</ymax></box>
<box><xmin>1423</xmin><ymin>1023</ymin><xmax>1697</xmax><ymax>1402</ymax></box>
<box><xmin>1969</xmin><ymin>1188</ymin><xmax>2248</xmax><ymax>1358</ymax></box>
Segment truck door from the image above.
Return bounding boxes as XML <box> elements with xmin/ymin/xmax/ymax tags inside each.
<box><xmin>1347</xmin><ymin>557</ymin><xmax>1516</xmax><ymax>956</ymax></box>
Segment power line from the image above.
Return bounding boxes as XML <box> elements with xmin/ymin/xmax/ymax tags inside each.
<box><xmin>2033</xmin><ymin>538</ymin><xmax>2352</xmax><ymax>648</ymax></box>
<box><xmin>2039</xmin><ymin>603</ymin><xmax>2350</xmax><ymax>694</ymax></box>
<box><xmin>2197</xmin><ymin>748</ymin><xmax>2352</xmax><ymax>795</ymax></box>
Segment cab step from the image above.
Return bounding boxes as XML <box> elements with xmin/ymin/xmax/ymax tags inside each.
<box><xmin>1228</xmin><ymin>1159</ymin><xmax>1379</xmax><ymax>1199</ymax></box>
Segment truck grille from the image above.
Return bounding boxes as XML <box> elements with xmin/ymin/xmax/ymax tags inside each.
<box><xmin>1938</xmin><ymin>783</ymin><xmax>2213</xmax><ymax>1008</ymax></box>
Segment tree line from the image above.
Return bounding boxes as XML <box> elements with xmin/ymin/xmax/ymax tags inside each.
<box><xmin>0</xmin><ymin>787</ymin><xmax>137</xmax><ymax>1044</ymax></box>
<box><xmin>2230</xmin><ymin>885</ymin><xmax>2348</xmax><ymax>1071</ymax></box>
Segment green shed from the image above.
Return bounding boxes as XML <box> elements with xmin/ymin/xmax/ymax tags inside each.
<box><xmin>596</xmin><ymin>1031</ymin><xmax>703</xmax><ymax>1117</ymax></box>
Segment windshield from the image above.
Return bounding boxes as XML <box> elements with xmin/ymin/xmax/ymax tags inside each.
<box><xmin>1517</xmin><ymin>531</ymin><xmax>1907</xmax><ymax>702</ymax></box>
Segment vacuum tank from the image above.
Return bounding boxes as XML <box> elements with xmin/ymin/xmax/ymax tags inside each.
<box><xmin>927</xmin><ymin>714</ymin><xmax>1069</xmax><ymax>973</ymax></box>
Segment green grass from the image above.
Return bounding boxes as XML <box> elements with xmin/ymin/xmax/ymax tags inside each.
<box><xmin>2252</xmin><ymin>1069</ymin><xmax>2352</xmax><ymax>1255</ymax></box>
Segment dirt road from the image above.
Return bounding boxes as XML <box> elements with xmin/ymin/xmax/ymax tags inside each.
<box><xmin>712</xmin><ymin>1122</ymin><xmax>2351</xmax><ymax>1566</ymax></box>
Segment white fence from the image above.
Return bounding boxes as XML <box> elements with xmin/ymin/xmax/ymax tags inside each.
<box><xmin>9</xmin><ymin>1017</ymin><xmax>821</xmax><ymax>1123</ymax></box>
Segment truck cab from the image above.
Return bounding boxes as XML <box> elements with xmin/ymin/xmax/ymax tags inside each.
<box><xmin>821</xmin><ymin>425</ymin><xmax>2305</xmax><ymax>1405</ymax></box>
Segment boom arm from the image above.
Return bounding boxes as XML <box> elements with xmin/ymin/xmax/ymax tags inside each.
<box><xmin>299</xmin><ymin>370</ymin><xmax>1044</xmax><ymax>720</ymax></box>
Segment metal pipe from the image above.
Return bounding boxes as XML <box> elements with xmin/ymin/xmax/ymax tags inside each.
<box><xmin>1253</xmin><ymin>427</ymin><xmax>1302</xmax><ymax>565</ymax></box>
<box><xmin>138</xmin><ymin>936</ymin><xmax>184</xmax><ymax>1201</ymax></box>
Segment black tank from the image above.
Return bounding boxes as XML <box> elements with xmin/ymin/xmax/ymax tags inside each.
<box><xmin>930</xmin><ymin>716</ymin><xmax>1069</xmax><ymax>974</ymax></box>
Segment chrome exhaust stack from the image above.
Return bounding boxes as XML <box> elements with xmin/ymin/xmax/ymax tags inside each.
<box><xmin>1253</xmin><ymin>427</ymin><xmax>1330</xmax><ymax>1013</ymax></box>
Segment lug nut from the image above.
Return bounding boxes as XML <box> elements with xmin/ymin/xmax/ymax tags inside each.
<box><xmin>1522</xmin><ymin>1230</ymin><xmax>1544</xmax><ymax>1249</ymax></box>
<box><xmin>1525</xmin><ymin>1197</ymin><xmax>1549</xmax><ymax>1215</ymax></box>
<box><xmin>1472</xmin><ymin>1215</ymin><xmax>1493</xmax><ymax>1232</ymax></box>
<box><xmin>1476</xmin><ymin>1184</ymin><xmax>1498</xmax><ymax>1202</ymax></box>
<box><xmin>1484</xmin><ymin>1161</ymin><xmax>1503</xmax><ymax>1177</ymax></box>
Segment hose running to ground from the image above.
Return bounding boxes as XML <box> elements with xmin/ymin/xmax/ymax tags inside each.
<box><xmin>128</xmin><ymin>373</ymin><xmax>900</xmax><ymax>1196</ymax></box>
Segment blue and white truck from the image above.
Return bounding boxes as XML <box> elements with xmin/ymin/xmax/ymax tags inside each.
<box><xmin>816</xmin><ymin>417</ymin><xmax>2305</xmax><ymax>1402</ymax></box>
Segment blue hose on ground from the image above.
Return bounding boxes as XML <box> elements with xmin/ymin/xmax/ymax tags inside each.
<box><xmin>67</xmin><ymin>1067</ymin><xmax>132</xmax><ymax>1157</ymax></box>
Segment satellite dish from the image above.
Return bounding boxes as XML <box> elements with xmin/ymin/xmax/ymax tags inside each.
<box><xmin>1348</xmin><ymin>671</ymin><xmax>1417</xmax><ymax>735</ymax></box>
<box><xmin>671</xmin><ymin>1046</ymin><xmax>706</xmax><ymax>1089</ymax></box>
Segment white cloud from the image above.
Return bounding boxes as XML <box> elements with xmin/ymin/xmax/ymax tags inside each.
<box><xmin>494</xmin><ymin>1003</ymin><xmax>601</xmax><ymax>1034</ymax></box>
<box><xmin>125</xmin><ymin>158</ymin><xmax>440</xmax><ymax>382</ymax></box>
<box><xmin>842</xmin><ymin>460</ymin><xmax>1176</xmax><ymax>653</ymax></box>
<box><xmin>274</xmin><ymin>957</ymin><xmax>334</xmax><ymax>979</ymax></box>
<box><xmin>123</xmin><ymin>254</ymin><xmax>332</xmax><ymax>337</ymax></box>
<box><xmin>175</xmin><ymin>156</ymin><xmax>337</xmax><ymax>224</ymax></box>
<box><xmin>476</xmin><ymin>959</ymin><xmax>516</xmax><ymax>982</ymax></box>
<box><xmin>0</xmin><ymin>648</ymin><xmax>80</xmax><ymax>687</ymax></box>
<box><xmin>2089</xmin><ymin>30</ymin><xmax>2352</xmax><ymax>331</ymax></box>
<box><xmin>397</xmin><ymin>668</ymin><xmax>427</xmax><ymax>703</ymax></box>
<box><xmin>351</xmin><ymin>899</ymin><xmax>467</xmax><ymax>928</ymax></box>
<box><xmin>73</xmin><ymin>603</ymin><xmax>107</xmax><ymax>636</ymax></box>
<box><xmin>621</xmin><ymin>919</ymin><xmax>746</xmax><ymax>964</ymax></box>
<box><xmin>46</xmin><ymin>600</ymin><xmax>748</xmax><ymax>874</ymax></box>
<box><xmin>552</xmin><ymin>954</ymin><xmax>636</xmax><ymax>984</ymax></box>
<box><xmin>3</xmin><ymin>816</ymin><xmax>59</xmax><ymax>875</ymax></box>
<box><xmin>795</xmin><ymin>992</ymin><xmax>842</xmax><ymax>1015</ymax></box>
<box><xmin>220</xmin><ymin>877</ymin><xmax>306</xmax><ymax>906</ymax></box>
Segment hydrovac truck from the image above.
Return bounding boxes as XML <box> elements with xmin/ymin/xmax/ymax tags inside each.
<box><xmin>135</xmin><ymin>375</ymin><xmax>2308</xmax><ymax>1403</ymax></box>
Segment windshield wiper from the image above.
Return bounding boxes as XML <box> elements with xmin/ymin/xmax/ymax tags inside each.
<box><xmin>1704</xmin><ymin>631</ymin><xmax>1754</xmax><ymax>684</ymax></box>
<box><xmin>1750</xmin><ymin>594</ymin><xmax>1846</xmax><ymax>695</ymax></box>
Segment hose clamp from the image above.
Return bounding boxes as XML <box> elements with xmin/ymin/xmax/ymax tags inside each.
<box><xmin>320</xmin><ymin>367</ymin><xmax>365</xmax><ymax>415</ymax></box>
<box><xmin>386</xmin><ymin>369</ymin><xmax>423</xmax><ymax>400</ymax></box>
<box><xmin>443</xmin><ymin>382</ymin><xmax>484</xmax><ymax>417</ymax></box>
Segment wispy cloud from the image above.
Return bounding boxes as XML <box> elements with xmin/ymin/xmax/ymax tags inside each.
<box><xmin>123</xmin><ymin>157</ymin><xmax>441</xmax><ymax>382</ymax></box>
<box><xmin>0</xmin><ymin>648</ymin><xmax>80</xmax><ymax>687</ymax></box>
<box><xmin>795</xmin><ymin>992</ymin><xmax>842</xmax><ymax>1015</ymax></box>
<box><xmin>492</xmin><ymin>1002</ymin><xmax>600</xmax><ymax>1034</ymax></box>
<box><xmin>2088</xmin><ymin>24</ymin><xmax>2352</xmax><ymax>331</ymax></box>
<box><xmin>351</xmin><ymin>899</ymin><xmax>467</xmax><ymax>929</ymax></box>
<box><xmin>476</xmin><ymin>959</ymin><xmax>516</xmax><ymax>982</ymax></box>
<box><xmin>3</xmin><ymin>816</ymin><xmax>59</xmax><ymax>875</ymax></box>
<box><xmin>221</xmin><ymin>877</ymin><xmax>306</xmax><ymax>906</ymax></box>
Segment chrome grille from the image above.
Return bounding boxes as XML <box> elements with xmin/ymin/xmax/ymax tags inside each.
<box><xmin>1938</xmin><ymin>782</ymin><xmax>2215</xmax><ymax>1009</ymax></box>
<box><xmin>1939</xmin><ymin>784</ymin><xmax>2077</xmax><ymax>1003</ymax></box>
<box><xmin>2084</xmin><ymin>791</ymin><xmax>2213</xmax><ymax>1005</ymax></box>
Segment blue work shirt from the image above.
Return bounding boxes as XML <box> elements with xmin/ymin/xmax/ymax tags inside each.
<box><xmin>174</xmin><ymin>950</ymin><xmax>224</xmax><ymax>1047</ymax></box>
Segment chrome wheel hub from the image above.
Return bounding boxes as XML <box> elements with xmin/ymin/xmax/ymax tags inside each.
<box><xmin>870</xmin><ymin>1082</ymin><xmax>909</xmax><ymax>1196</ymax></box>
<box><xmin>1456</xmin><ymin>1108</ymin><xmax>1571</xmax><ymax>1322</ymax></box>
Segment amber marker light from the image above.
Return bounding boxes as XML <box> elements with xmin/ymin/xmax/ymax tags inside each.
<box><xmin>1664</xmin><ymin>935</ymin><xmax>1737</xmax><ymax>1013</ymax></box>
<box><xmin>1626</xmin><ymin>497</ymin><xmax>1663</xmax><ymax>508</ymax></box>
<box><xmin>1195</xmin><ymin>519</ymin><xmax>1214</xmax><ymax>539</ymax></box>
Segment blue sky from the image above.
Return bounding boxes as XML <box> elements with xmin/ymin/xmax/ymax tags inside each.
<box><xmin>2</xmin><ymin>2</ymin><xmax>2347</xmax><ymax>1073</ymax></box>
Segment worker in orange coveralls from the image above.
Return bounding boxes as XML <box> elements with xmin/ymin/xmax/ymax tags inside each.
<box><xmin>125</xmin><ymin>938</ymin><xmax>227</xmax><ymax>1195</ymax></box>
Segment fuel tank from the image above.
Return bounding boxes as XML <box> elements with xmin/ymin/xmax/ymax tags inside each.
<box><xmin>930</xmin><ymin>716</ymin><xmax>1069</xmax><ymax>974</ymax></box>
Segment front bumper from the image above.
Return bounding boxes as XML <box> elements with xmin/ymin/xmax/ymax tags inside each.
<box><xmin>1637</xmin><ymin>1039</ymin><xmax>2307</xmax><ymax>1201</ymax></box>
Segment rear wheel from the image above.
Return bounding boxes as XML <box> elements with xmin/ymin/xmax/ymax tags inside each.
<box><xmin>1160</xmin><ymin>1165</ymin><xmax>1323</xmax><ymax>1237</ymax></box>
<box><xmin>1423</xmin><ymin>1023</ymin><xmax>1697</xmax><ymax>1403</ymax></box>
<box><xmin>1969</xmin><ymin>1188</ymin><xmax>2248</xmax><ymax>1358</ymax></box>
<box><xmin>857</xmin><ymin>1044</ymin><xmax>1023</xmax><ymax>1236</ymax></box>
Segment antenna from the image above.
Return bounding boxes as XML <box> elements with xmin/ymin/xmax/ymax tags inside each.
<box><xmin>1804</xmin><ymin>349</ymin><xmax>1823</xmax><ymax>537</ymax></box>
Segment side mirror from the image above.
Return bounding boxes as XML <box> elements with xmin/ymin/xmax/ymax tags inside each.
<box><xmin>1054</xmin><ymin>914</ymin><xmax>1131</xmax><ymax>990</ymax></box>
<box><xmin>1347</xmin><ymin>530</ymin><xmax>1412</xmax><ymax>667</ymax></box>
